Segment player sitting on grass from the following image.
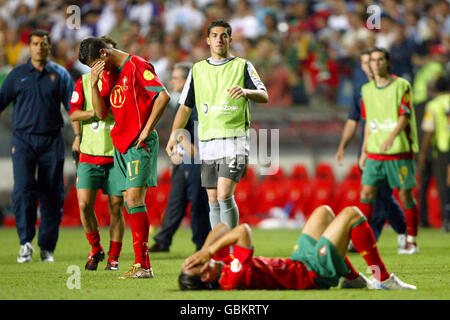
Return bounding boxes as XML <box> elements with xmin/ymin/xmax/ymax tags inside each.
<box><xmin>179</xmin><ymin>205</ymin><xmax>417</xmax><ymax>290</ymax></box>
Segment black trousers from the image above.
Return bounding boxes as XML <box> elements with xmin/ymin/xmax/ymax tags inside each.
<box><xmin>12</xmin><ymin>131</ymin><xmax>65</xmax><ymax>251</ymax></box>
<box><xmin>154</xmin><ymin>164</ymin><xmax>211</xmax><ymax>250</ymax></box>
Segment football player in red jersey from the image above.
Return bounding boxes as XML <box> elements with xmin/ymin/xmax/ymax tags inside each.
<box><xmin>78</xmin><ymin>37</ymin><xmax>170</xmax><ymax>279</ymax></box>
<box><xmin>179</xmin><ymin>205</ymin><xmax>416</xmax><ymax>290</ymax></box>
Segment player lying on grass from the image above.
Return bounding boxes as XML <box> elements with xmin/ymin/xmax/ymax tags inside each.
<box><xmin>179</xmin><ymin>205</ymin><xmax>416</xmax><ymax>290</ymax></box>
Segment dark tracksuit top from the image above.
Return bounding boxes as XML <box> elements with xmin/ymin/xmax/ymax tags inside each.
<box><xmin>0</xmin><ymin>59</ymin><xmax>73</xmax><ymax>250</ymax></box>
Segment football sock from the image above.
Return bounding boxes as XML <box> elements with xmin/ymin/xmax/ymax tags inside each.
<box><xmin>358</xmin><ymin>199</ymin><xmax>374</xmax><ymax>221</ymax></box>
<box><xmin>404</xmin><ymin>201</ymin><xmax>418</xmax><ymax>243</ymax></box>
<box><xmin>218</xmin><ymin>196</ymin><xmax>239</xmax><ymax>229</ymax></box>
<box><xmin>128</xmin><ymin>205</ymin><xmax>151</xmax><ymax>269</ymax></box>
<box><xmin>350</xmin><ymin>216</ymin><xmax>390</xmax><ymax>281</ymax></box>
<box><xmin>108</xmin><ymin>241</ymin><xmax>122</xmax><ymax>262</ymax></box>
<box><xmin>86</xmin><ymin>230</ymin><xmax>102</xmax><ymax>255</ymax></box>
<box><xmin>209</xmin><ymin>201</ymin><xmax>221</xmax><ymax>228</ymax></box>
<box><xmin>343</xmin><ymin>256</ymin><xmax>360</xmax><ymax>280</ymax></box>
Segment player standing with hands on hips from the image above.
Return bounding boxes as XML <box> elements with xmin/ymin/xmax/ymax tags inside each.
<box><xmin>78</xmin><ymin>37</ymin><xmax>170</xmax><ymax>279</ymax></box>
<box><xmin>166</xmin><ymin>20</ymin><xmax>268</xmax><ymax>231</ymax></box>
<box><xmin>358</xmin><ymin>48</ymin><xmax>420</xmax><ymax>254</ymax></box>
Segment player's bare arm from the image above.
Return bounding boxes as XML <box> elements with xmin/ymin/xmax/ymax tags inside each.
<box><xmin>70</xmin><ymin>109</ymin><xmax>96</xmax><ymax>121</ymax></box>
<box><xmin>227</xmin><ymin>85</ymin><xmax>268</xmax><ymax>103</ymax></box>
<box><xmin>90</xmin><ymin>60</ymin><xmax>109</xmax><ymax>119</ymax></box>
<box><xmin>71</xmin><ymin>119</ymin><xmax>81</xmax><ymax>153</ymax></box>
<box><xmin>183</xmin><ymin>223</ymin><xmax>252</xmax><ymax>272</ymax></box>
<box><xmin>166</xmin><ymin>104</ymin><xmax>193</xmax><ymax>156</ymax></box>
<box><xmin>335</xmin><ymin>119</ymin><xmax>358</xmax><ymax>165</ymax></box>
<box><xmin>135</xmin><ymin>89</ymin><xmax>170</xmax><ymax>148</ymax></box>
<box><xmin>379</xmin><ymin>114</ymin><xmax>409</xmax><ymax>152</ymax></box>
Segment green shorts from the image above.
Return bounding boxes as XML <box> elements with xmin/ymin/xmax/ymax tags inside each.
<box><xmin>114</xmin><ymin>130</ymin><xmax>159</xmax><ymax>191</ymax></box>
<box><xmin>362</xmin><ymin>158</ymin><xmax>417</xmax><ymax>190</ymax></box>
<box><xmin>76</xmin><ymin>162</ymin><xmax>123</xmax><ymax>196</ymax></box>
<box><xmin>290</xmin><ymin>233</ymin><xmax>349</xmax><ymax>289</ymax></box>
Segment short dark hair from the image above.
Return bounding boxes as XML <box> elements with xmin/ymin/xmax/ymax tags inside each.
<box><xmin>369</xmin><ymin>47</ymin><xmax>392</xmax><ymax>73</ymax></box>
<box><xmin>207</xmin><ymin>20</ymin><xmax>232</xmax><ymax>37</ymax></box>
<box><xmin>173</xmin><ymin>61</ymin><xmax>193</xmax><ymax>79</ymax></box>
<box><xmin>178</xmin><ymin>273</ymin><xmax>220</xmax><ymax>290</ymax></box>
<box><xmin>360</xmin><ymin>49</ymin><xmax>371</xmax><ymax>56</ymax></box>
<box><xmin>78</xmin><ymin>37</ymin><xmax>109</xmax><ymax>66</ymax></box>
<box><xmin>28</xmin><ymin>29</ymin><xmax>51</xmax><ymax>45</ymax></box>
<box><xmin>99</xmin><ymin>36</ymin><xmax>117</xmax><ymax>49</ymax></box>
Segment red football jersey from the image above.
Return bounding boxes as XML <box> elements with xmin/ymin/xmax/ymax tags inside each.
<box><xmin>218</xmin><ymin>245</ymin><xmax>318</xmax><ymax>290</ymax></box>
<box><xmin>105</xmin><ymin>55</ymin><xmax>166</xmax><ymax>154</ymax></box>
<box><xmin>69</xmin><ymin>75</ymin><xmax>114</xmax><ymax>166</ymax></box>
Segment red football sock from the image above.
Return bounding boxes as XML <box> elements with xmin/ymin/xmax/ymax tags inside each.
<box><xmin>358</xmin><ymin>200</ymin><xmax>374</xmax><ymax>221</ymax></box>
<box><xmin>86</xmin><ymin>231</ymin><xmax>102</xmax><ymax>255</ymax></box>
<box><xmin>128</xmin><ymin>207</ymin><xmax>151</xmax><ymax>270</ymax></box>
<box><xmin>350</xmin><ymin>218</ymin><xmax>390</xmax><ymax>281</ymax></box>
<box><xmin>404</xmin><ymin>203</ymin><xmax>419</xmax><ymax>238</ymax></box>
<box><xmin>343</xmin><ymin>256</ymin><xmax>359</xmax><ymax>280</ymax></box>
<box><xmin>108</xmin><ymin>241</ymin><xmax>122</xmax><ymax>262</ymax></box>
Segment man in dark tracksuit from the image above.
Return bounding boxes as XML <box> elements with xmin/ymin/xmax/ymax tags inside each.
<box><xmin>0</xmin><ymin>30</ymin><xmax>76</xmax><ymax>263</ymax></box>
<box><xmin>149</xmin><ymin>62</ymin><xmax>210</xmax><ymax>252</ymax></box>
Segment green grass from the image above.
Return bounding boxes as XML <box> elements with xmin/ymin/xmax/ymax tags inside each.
<box><xmin>0</xmin><ymin>226</ymin><xmax>449</xmax><ymax>300</ymax></box>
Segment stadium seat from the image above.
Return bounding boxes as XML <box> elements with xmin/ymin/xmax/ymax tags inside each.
<box><xmin>426</xmin><ymin>177</ymin><xmax>442</xmax><ymax>228</ymax></box>
<box><xmin>334</xmin><ymin>164</ymin><xmax>361</xmax><ymax>213</ymax></box>
<box><xmin>304</xmin><ymin>162</ymin><xmax>337</xmax><ymax>217</ymax></box>
<box><xmin>284</xmin><ymin>164</ymin><xmax>311</xmax><ymax>218</ymax></box>
<box><xmin>235</xmin><ymin>166</ymin><xmax>257</xmax><ymax>224</ymax></box>
<box><xmin>252</xmin><ymin>167</ymin><xmax>288</xmax><ymax>222</ymax></box>
<box><xmin>61</xmin><ymin>185</ymin><xmax>81</xmax><ymax>226</ymax></box>
<box><xmin>144</xmin><ymin>168</ymin><xmax>172</xmax><ymax>227</ymax></box>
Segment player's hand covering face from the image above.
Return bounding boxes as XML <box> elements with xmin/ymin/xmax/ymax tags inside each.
<box><xmin>182</xmin><ymin>248</ymin><xmax>212</xmax><ymax>273</ymax></box>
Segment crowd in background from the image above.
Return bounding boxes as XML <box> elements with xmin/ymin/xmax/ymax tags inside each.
<box><xmin>0</xmin><ymin>0</ymin><xmax>448</xmax><ymax>108</ymax></box>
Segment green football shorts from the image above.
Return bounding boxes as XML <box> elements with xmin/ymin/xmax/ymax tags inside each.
<box><xmin>114</xmin><ymin>130</ymin><xmax>159</xmax><ymax>191</ymax></box>
<box><xmin>290</xmin><ymin>233</ymin><xmax>350</xmax><ymax>289</ymax></box>
<box><xmin>362</xmin><ymin>158</ymin><xmax>417</xmax><ymax>189</ymax></box>
<box><xmin>76</xmin><ymin>162</ymin><xmax>123</xmax><ymax>196</ymax></box>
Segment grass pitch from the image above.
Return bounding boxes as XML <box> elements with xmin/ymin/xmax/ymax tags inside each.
<box><xmin>0</xmin><ymin>226</ymin><xmax>449</xmax><ymax>300</ymax></box>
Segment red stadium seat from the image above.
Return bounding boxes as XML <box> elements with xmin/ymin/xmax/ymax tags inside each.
<box><xmin>334</xmin><ymin>164</ymin><xmax>361</xmax><ymax>213</ymax></box>
<box><xmin>304</xmin><ymin>162</ymin><xmax>337</xmax><ymax>217</ymax></box>
<box><xmin>426</xmin><ymin>177</ymin><xmax>442</xmax><ymax>228</ymax></box>
<box><xmin>253</xmin><ymin>168</ymin><xmax>288</xmax><ymax>221</ymax></box>
<box><xmin>144</xmin><ymin>168</ymin><xmax>172</xmax><ymax>227</ymax></box>
<box><xmin>61</xmin><ymin>185</ymin><xmax>81</xmax><ymax>226</ymax></box>
<box><xmin>235</xmin><ymin>167</ymin><xmax>257</xmax><ymax>225</ymax></box>
<box><xmin>284</xmin><ymin>164</ymin><xmax>311</xmax><ymax>218</ymax></box>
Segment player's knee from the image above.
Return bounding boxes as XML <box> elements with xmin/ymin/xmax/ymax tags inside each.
<box><xmin>78</xmin><ymin>201</ymin><xmax>93</xmax><ymax>215</ymax></box>
<box><xmin>314</xmin><ymin>205</ymin><xmax>335</xmax><ymax>223</ymax></box>
<box><xmin>342</xmin><ymin>206</ymin><xmax>365</xmax><ymax>223</ymax></box>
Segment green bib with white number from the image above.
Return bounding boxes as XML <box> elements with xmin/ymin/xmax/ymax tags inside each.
<box><xmin>80</xmin><ymin>73</ymin><xmax>115</xmax><ymax>157</ymax></box>
<box><xmin>193</xmin><ymin>57</ymin><xmax>249</xmax><ymax>141</ymax></box>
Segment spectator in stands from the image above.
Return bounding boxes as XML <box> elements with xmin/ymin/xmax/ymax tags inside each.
<box><xmin>229</xmin><ymin>0</ymin><xmax>260</xmax><ymax>40</ymax></box>
<box><xmin>390</xmin><ymin>21</ymin><xmax>416</xmax><ymax>82</ymax></box>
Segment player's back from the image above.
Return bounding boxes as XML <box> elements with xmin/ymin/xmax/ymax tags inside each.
<box><xmin>220</xmin><ymin>256</ymin><xmax>318</xmax><ymax>290</ymax></box>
